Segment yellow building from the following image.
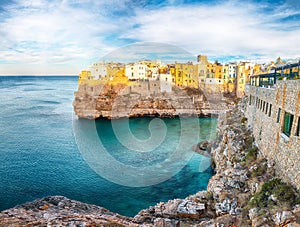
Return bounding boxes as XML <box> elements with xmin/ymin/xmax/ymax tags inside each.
<box><xmin>222</xmin><ymin>64</ymin><xmax>236</xmax><ymax>93</ymax></box>
<box><xmin>78</xmin><ymin>70</ymin><xmax>91</xmax><ymax>84</ymax></box>
<box><xmin>214</xmin><ymin>61</ymin><xmax>223</xmax><ymax>79</ymax></box>
<box><xmin>175</xmin><ymin>62</ymin><xmax>198</xmax><ymax>88</ymax></box>
<box><xmin>236</xmin><ymin>62</ymin><xmax>253</xmax><ymax>98</ymax></box>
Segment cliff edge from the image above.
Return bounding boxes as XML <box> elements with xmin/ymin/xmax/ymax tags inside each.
<box><xmin>73</xmin><ymin>82</ymin><xmax>235</xmax><ymax>119</ymax></box>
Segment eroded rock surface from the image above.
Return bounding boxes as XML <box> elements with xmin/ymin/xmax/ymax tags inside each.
<box><xmin>73</xmin><ymin>83</ymin><xmax>235</xmax><ymax>119</ymax></box>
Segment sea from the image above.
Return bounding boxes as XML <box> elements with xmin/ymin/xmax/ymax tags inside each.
<box><xmin>0</xmin><ymin>76</ymin><xmax>217</xmax><ymax>217</ymax></box>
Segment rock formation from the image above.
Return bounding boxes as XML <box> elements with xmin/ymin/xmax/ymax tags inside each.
<box><xmin>0</xmin><ymin>196</ymin><xmax>136</xmax><ymax>226</ymax></box>
<box><xmin>2</xmin><ymin>98</ymin><xmax>300</xmax><ymax>226</ymax></box>
<box><xmin>73</xmin><ymin>83</ymin><xmax>235</xmax><ymax>119</ymax></box>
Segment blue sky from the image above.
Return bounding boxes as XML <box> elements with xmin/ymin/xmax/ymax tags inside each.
<box><xmin>0</xmin><ymin>0</ymin><xmax>299</xmax><ymax>75</ymax></box>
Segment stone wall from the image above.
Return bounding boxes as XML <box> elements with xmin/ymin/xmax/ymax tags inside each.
<box><xmin>245</xmin><ymin>80</ymin><xmax>300</xmax><ymax>190</ymax></box>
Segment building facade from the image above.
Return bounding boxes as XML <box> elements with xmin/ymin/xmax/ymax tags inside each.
<box><xmin>245</xmin><ymin>80</ymin><xmax>300</xmax><ymax>190</ymax></box>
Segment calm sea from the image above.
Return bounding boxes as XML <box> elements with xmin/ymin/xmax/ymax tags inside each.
<box><xmin>0</xmin><ymin>76</ymin><xmax>216</xmax><ymax>216</ymax></box>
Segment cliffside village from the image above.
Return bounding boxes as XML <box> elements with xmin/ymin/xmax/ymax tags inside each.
<box><xmin>78</xmin><ymin>55</ymin><xmax>300</xmax><ymax>98</ymax></box>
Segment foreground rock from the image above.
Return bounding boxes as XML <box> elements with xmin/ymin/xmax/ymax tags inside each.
<box><xmin>0</xmin><ymin>196</ymin><xmax>138</xmax><ymax>226</ymax></box>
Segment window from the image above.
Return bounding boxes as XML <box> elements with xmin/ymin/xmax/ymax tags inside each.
<box><xmin>268</xmin><ymin>104</ymin><xmax>272</xmax><ymax>117</ymax></box>
<box><xmin>296</xmin><ymin>117</ymin><xmax>300</xmax><ymax>136</ymax></box>
<box><xmin>283</xmin><ymin>112</ymin><xmax>294</xmax><ymax>137</ymax></box>
<box><xmin>263</xmin><ymin>101</ymin><xmax>265</xmax><ymax>112</ymax></box>
<box><xmin>277</xmin><ymin>108</ymin><xmax>281</xmax><ymax>123</ymax></box>
<box><xmin>265</xmin><ymin>103</ymin><xmax>268</xmax><ymax>114</ymax></box>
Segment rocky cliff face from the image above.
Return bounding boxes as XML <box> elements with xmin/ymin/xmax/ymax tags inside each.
<box><xmin>73</xmin><ymin>83</ymin><xmax>235</xmax><ymax>119</ymax></box>
<box><xmin>2</xmin><ymin>99</ymin><xmax>300</xmax><ymax>226</ymax></box>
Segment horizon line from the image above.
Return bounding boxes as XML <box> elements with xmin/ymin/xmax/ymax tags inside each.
<box><xmin>0</xmin><ymin>74</ymin><xmax>78</xmax><ymax>76</ymax></box>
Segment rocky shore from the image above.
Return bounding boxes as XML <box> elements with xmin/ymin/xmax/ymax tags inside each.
<box><xmin>2</xmin><ymin>98</ymin><xmax>300</xmax><ymax>226</ymax></box>
<box><xmin>73</xmin><ymin>83</ymin><xmax>235</xmax><ymax>119</ymax></box>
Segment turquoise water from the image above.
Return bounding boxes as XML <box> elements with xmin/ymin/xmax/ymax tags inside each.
<box><xmin>0</xmin><ymin>76</ymin><xmax>217</xmax><ymax>216</ymax></box>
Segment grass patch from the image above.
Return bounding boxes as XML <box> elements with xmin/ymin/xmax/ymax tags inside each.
<box><xmin>249</xmin><ymin>178</ymin><xmax>300</xmax><ymax>209</ymax></box>
<box><xmin>242</xmin><ymin>146</ymin><xmax>258</xmax><ymax>166</ymax></box>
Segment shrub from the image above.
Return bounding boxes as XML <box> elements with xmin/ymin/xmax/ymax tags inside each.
<box><xmin>242</xmin><ymin>146</ymin><xmax>258</xmax><ymax>165</ymax></box>
<box><xmin>251</xmin><ymin>161</ymin><xmax>267</xmax><ymax>177</ymax></box>
<box><xmin>249</xmin><ymin>178</ymin><xmax>300</xmax><ymax>209</ymax></box>
<box><xmin>241</xmin><ymin>117</ymin><xmax>248</xmax><ymax>124</ymax></box>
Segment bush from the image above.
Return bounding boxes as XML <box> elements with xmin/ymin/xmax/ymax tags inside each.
<box><xmin>249</xmin><ymin>178</ymin><xmax>300</xmax><ymax>209</ymax></box>
<box><xmin>242</xmin><ymin>146</ymin><xmax>258</xmax><ymax>165</ymax></box>
<box><xmin>241</xmin><ymin>117</ymin><xmax>248</xmax><ymax>124</ymax></box>
<box><xmin>251</xmin><ymin>161</ymin><xmax>267</xmax><ymax>178</ymax></box>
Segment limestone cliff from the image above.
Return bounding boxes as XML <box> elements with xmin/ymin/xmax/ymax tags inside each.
<box><xmin>73</xmin><ymin>82</ymin><xmax>235</xmax><ymax>119</ymax></box>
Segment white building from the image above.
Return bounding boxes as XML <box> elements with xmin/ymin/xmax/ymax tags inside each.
<box><xmin>159</xmin><ymin>73</ymin><xmax>172</xmax><ymax>92</ymax></box>
<box><xmin>228</xmin><ymin>62</ymin><xmax>237</xmax><ymax>78</ymax></box>
<box><xmin>88</xmin><ymin>61</ymin><xmax>107</xmax><ymax>80</ymax></box>
<box><xmin>125</xmin><ymin>63</ymin><xmax>147</xmax><ymax>80</ymax></box>
<box><xmin>205</xmin><ymin>78</ymin><xmax>224</xmax><ymax>84</ymax></box>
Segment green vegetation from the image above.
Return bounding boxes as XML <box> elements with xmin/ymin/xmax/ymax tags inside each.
<box><xmin>251</xmin><ymin>160</ymin><xmax>267</xmax><ymax>178</ymax></box>
<box><xmin>123</xmin><ymin>94</ymin><xmax>131</xmax><ymax>98</ymax></box>
<box><xmin>241</xmin><ymin>117</ymin><xmax>248</xmax><ymax>124</ymax></box>
<box><xmin>206</xmin><ymin>191</ymin><xmax>214</xmax><ymax>200</ymax></box>
<box><xmin>211</xmin><ymin>159</ymin><xmax>216</xmax><ymax>171</ymax></box>
<box><xmin>245</xmin><ymin>136</ymin><xmax>254</xmax><ymax>149</ymax></box>
<box><xmin>249</xmin><ymin>178</ymin><xmax>300</xmax><ymax>209</ymax></box>
<box><xmin>242</xmin><ymin>146</ymin><xmax>258</xmax><ymax>166</ymax></box>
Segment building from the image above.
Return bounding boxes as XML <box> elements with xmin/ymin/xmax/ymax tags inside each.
<box><xmin>125</xmin><ymin>62</ymin><xmax>147</xmax><ymax>80</ymax></box>
<box><xmin>174</xmin><ymin>62</ymin><xmax>198</xmax><ymax>88</ymax></box>
<box><xmin>236</xmin><ymin>62</ymin><xmax>254</xmax><ymax>98</ymax></box>
<box><xmin>125</xmin><ymin>60</ymin><xmax>161</xmax><ymax>81</ymax></box>
<box><xmin>197</xmin><ymin>55</ymin><xmax>208</xmax><ymax>87</ymax></box>
<box><xmin>88</xmin><ymin>61</ymin><xmax>107</xmax><ymax>80</ymax></box>
<box><xmin>245</xmin><ymin>79</ymin><xmax>300</xmax><ymax>190</ymax></box>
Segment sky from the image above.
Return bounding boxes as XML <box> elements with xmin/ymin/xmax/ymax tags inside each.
<box><xmin>0</xmin><ymin>0</ymin><xmax>300</xmax><ymax>75</ymax></box>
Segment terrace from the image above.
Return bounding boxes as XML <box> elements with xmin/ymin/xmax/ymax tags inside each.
<box><xmin>249</xmin><ymin>61</ymin><xmax>300</xmax><ymax>88</ymax></box>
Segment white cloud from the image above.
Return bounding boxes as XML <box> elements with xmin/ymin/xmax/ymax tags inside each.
<box><xmin>122</xmin><ymin>1</ymin><xmax>300</xmax><ymax>61</ymax></box>
<box><xmin>0</xmin><ymin>0</ymin><xmax>123</xmax><ymax>74</ymax></box>
<box><xmin>0</xmin><ymin>0</ymin><xmax>299</xmax><ymax>74</ymax></box>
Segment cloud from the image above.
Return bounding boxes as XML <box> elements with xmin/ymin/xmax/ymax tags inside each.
<box><xmin>0</xmin><ymin>0</ymin><xmax>299</xmax><ymax>74</ymax></box>
<box><xmin>0</xmin><ymin>0</ymin><xmax>123</xmax><ymax>74</ymax></box>
<box><xmin>122</xmin><ymin>0</ymin><xmax>300</xmax><ymax>61</ymax></box>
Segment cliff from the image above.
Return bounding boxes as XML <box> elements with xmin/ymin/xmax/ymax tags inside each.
<box><xmin>73</xmin><ymin>82</ymin><xmax>235</xmax><ymax>119</ymax></box>
<box><xmin>2</xmin><ymin>98</ymin><xmax>300</xmax><ymax>226</ymax></box>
